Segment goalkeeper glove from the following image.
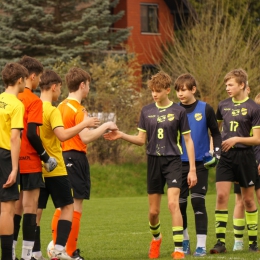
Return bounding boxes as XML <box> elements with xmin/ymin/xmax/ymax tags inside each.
<box><xmin>203</xmin><ymin>151</ymin><xmax>220</xmax><ymax>169</ymax></box>
<box><xmin>44</xmin><ymin>157</ymin><xmax>58</xmax><ymax>172</ymax></box>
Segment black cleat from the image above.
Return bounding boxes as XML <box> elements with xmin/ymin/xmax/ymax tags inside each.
<box><xmin>249</xmin><ymin>241</ymin><xmax>260</xmax><ymax>252</ymax></box>
<box><xmin>72</xmin><ymin>248</ymin><xmax>85</xmax><ymax>260</ymax></box>
<box><xmin>209</xmin><ymin>239</ymin><xmax>227</xmax><ymax>254</ymax></box>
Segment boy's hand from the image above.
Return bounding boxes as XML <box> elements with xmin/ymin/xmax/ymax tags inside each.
<box><xmin>187</xmin><ymin>169</ymin><xmax>197</xmax><ymax>188</ymax></box>
<box><xmin>44</xmin><ymin>157</ymin><xmax>58</xmax><ymax>172</ymax></box>
<box><xmin>104</xmin><ymin>122</ymin><xmax>118</xmax><ymax>131</ymax></box>
<box><xmin>3</xmin><ymin>170</ymin><xmax>17</xmax><ymax>188</ymax></box>
<box><xmin>83</xmin><ymin>115</ymin><xmax>100</xmax><ymax>128</ymax></box>
<box><xmin>103</xmin><ymin>130</ymin><xmax>122</xmax><ymax>140</ymax></box>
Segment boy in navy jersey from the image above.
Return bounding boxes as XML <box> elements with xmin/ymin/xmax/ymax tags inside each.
<box><xmin>174</xmin><ymin>73</ymin><xmax>221</xmax><ymax>257</ymax></box>
<box><xmin>209</xmin><ymin>69</ymin><xmax>260</xmax><ymax>254</ymax></box>
<box><xmin>104</xmin><ymin>71</ymin><xmax>196</xmax><ymax>259</ymax></box>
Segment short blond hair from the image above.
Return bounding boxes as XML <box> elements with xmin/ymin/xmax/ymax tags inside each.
<box><xmin>255</xmin><ymin>93</ymin><xmax>260</xmax><ymax>105</ymax></box>
<box><xmin>224</xmin><ymin>69</ymin><xmax>248</xmax><ymax>90</ymax></box>
<box><xmin>148</xmin><ymin>71</ymin><xmax>172</xmax><ymax>91</ymax></box>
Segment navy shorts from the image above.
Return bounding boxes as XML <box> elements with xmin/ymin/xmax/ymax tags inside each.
<box><xmin>180</xmin><ymin>161</ymin><xmax>208</xmax><ymax>198</ymax></box>
<box><xmin>147</xmin><ymin>155</ymin><xmax>182</xmax><ymax>194</ymax></box>
<box><xmin>63</xmin><ymin>151</ymin><xmax>91</xmax><ymax>200</ymax></box>
<box><xmin>0</xmin><ymin>148</ymin><xmax>19</xmax><ymax>202</ymax></box>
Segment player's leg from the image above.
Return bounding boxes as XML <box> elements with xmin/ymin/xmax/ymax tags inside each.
<box><xmin>179</xmin><ymin>162</ymin><xmax>190</xmax><ymax>255</ymax></box>
<box><xmin>233</xmin><ymin>184</ymin><xmax>245</xmax><ymax>251</ymax></box>
<box><xmin>147</xmin><ymin>155</ymin><xmax>163</xmax><ymax>259</ymax></box>
<box><xmin>13</xmin><ymin>193</ymin><xmax>23</xmax><ymax>260</ymax></box>
<box><xmin>191</xmin><ymin>162</ymin><xmax>208</xmax><ymax>257</ymax></box>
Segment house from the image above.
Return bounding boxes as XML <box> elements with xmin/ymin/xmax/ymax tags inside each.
<box><xmin>112</xmin><ymin>0</ymin><xmax>194</xmax><ymax>86</ymax></box>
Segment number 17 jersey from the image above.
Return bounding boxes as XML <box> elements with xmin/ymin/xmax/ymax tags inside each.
<box><xmin>138</xmin><ymin>101</ymin><xmax>191</xmax><ymax>156</ymax></box>
<box><xmin>216</xmin><ymin>97</ymin><xmax>260</xmax><ymax>148</ymax></box>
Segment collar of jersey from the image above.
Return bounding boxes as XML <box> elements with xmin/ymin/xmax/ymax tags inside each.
<box><xmin>232</xmin><ymin>96</ymin><xmax>249</xmax><ymax>104</ymax></box>
<box><xmin>156</xmin><ymin>101</ymin><xmax>173</xmax><ymax>109</ymax></box>
<box><xmin>67</xmin><ymin>97</ymin><xmax>80</xmax><ymax>103</ymax></box>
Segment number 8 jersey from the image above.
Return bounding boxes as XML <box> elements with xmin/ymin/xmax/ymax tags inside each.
<box><xmin>216</xmin><ymin>97</ymin><xmax>260</xmax><ymax>148</ymax></box>
<box><xmin>138</xmin><ymin>101</ymin><xmax>191</xmax><ymax>156</ymax></box>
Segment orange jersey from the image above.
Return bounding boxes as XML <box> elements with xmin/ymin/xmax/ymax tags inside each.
<box><xmin>18</xmin><ymin>88</ymin><xmax>43</xmax><ymax>173</ymax></box>
<box><xmin>58</xmin><ymin>98</ymin><xmax>87</xmax><ymax>153</ymax></box>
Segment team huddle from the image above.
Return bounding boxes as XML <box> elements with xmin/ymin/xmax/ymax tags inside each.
<box><xmin>0</xmin><ymin>56</ymin><xmax>260</xmax><ymax>260</ymax></box>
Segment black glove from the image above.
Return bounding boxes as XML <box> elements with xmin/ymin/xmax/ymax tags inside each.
<box><xmin>44</xmin><ymin>157</ymin><xmax>58</xmax><ymax>172</ymax></box>
<box><xmin>203</xmin><ymin>151</ymin><xmax>220</xmax><ymax>169</ymax></box>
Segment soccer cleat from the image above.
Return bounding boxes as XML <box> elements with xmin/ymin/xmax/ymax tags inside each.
<box><xmin>183</xmin><ymin>240</ymin><xmax>191</xmax><ymax>255</ymax></box>
<box><xmin>193</xmin><ymin>247</ymin><xmax>206</xmax><ymax>257</ymax></box>
<box><xmin>209</xmin><ymin>240</ymin><xmax>227</xmax><ymax>254</ymax></box>
<box><xmin>171</xmin><ymin>251</ymin><xmax>185</xmax><ymax>259</ymax></box>
<box><xmin>249</xmin><ymin>241</ymin><xmax>260</xmax><ymax>252</ymax></box>
<box><xmin>49</xmin><ymin>248</ymin><xmax>72</xmax><ymax>260</ymax></box>
<box><xmin>148</xmin><ymin>235</ymin><xmax>162</xmax><ymax>259</ymax></box>
<box><xmin>31</xmin><ymin>255</ymin><xmax>48</xmax><ymax>260</ymax></box>
<box><xmin>233</xmin><ymin>241</ymin><xmax>244</xmax><ymax>251</ymax></box>
<box><xmin>71</xmin><ymin>248</ymin><xmax>84</xmax><ymax>260</ymax></box>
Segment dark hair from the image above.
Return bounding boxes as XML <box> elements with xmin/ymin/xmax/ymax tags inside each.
<box><xmin>39</xmin><ymin>70</ymin><xmax>62</xmax><ymax>91</ymax></box>
<box><xmin>65</xmin><ymin>67</ymin><xmax>91</xmax><ymax>92</ymax></box>
<box><xmin>18</xmin><ymin>55</ymin><xmax>43</xmax><ymax>75</ymax></box>
<box><xmin>174</xmin><ymin>73</ymin><xmax>197</xmax><ymax>91</ymax></box>
<box><xmin>147</xmin><ymin>71</ymin><xmax>172</xmax><ymax>91</ymax></box>
<box><xmin>2</xmin><ymin>63</ymin><xmax>29</xmax><ymax>88</ymax></box>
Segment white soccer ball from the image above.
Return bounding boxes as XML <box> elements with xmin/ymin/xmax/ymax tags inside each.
<box><xmin>47</xmin><ymin>240</ymin><xmax>54</xmax><ymax>259</ymax></box>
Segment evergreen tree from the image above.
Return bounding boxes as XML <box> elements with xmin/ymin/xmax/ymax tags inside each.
<box><xmin>0</xmin><ymin>0</ymin><xmax>130</xmax><ymax>67</ymax></box>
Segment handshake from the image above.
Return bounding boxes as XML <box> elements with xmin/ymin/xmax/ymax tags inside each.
<box><xmin>203</xmin><ymin>151</ymin><xmax>220</xmax><ymax>169</ymax></box>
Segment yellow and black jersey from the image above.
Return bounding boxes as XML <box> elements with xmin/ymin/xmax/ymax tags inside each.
<box><xmin>0</xmin><ymin>92</ymin><xmax>24</xmax><ymax>150</ymax></box>
<box><xmin>217</xmin><ymin>97</ymin><xmax>260</xmax><ymax>148</ymax></box>
<box><xmin>138</xmin><ymin>101</ymin><xmax>190</xmax><ymax>156</ymax></box>
<box><xmin>40</xmin><ymin>101</ymin><xmax>67</xmax><ymax>177</ymax></box>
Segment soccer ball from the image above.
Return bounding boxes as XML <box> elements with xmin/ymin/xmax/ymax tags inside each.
<box><xmin>47</xmin><ymin>240</ymin><xmax>54</xmax><ymax>259</ymax></box>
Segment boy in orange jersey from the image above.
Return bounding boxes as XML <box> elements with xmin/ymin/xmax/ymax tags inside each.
<box><xmin>12</xmin><ymin>56</ymin><xmax>58</xmax><ymax>260</ymax></box>
<box><xmin>38</xmin><ymin>69</ymin><xmax>101</xmax><ymax>260</ymax></box>
<box><xmin>0</xmin><ymin>62</ymin><xmax>28</xmax><ymax>260</ymax></box>
<box><xmin>49</xmin><ymin>67</ymin><xmax>118</xmax><ymax>259</ymax></box>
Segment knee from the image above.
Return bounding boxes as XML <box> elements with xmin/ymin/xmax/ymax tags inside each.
<box><xmin>149</xmin><ymin>208</ymin><xmax>160</xmax><ymax>220</ymax></box>
<box><xmin>191</xmin><ymin>195</ymin><xmax>206</xmax><ymax>211</ymax></box>
<box><xmin>243</xmin><ymin>197</ymin><xmax>255</xmax><ymax>209</ymax></box>
<box><xmin>217</xmin><ymin>192</ymin><xmax>228</xmax><ymax>205</ymax></box>
<box><xmin>168</xmin><ymin>200</ymin><xmax>179</xmax><ymax>213</ymax></box>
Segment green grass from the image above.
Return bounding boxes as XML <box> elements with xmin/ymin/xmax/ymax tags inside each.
<box><xmin>13</xmin><ymin>164</ymin><xmax>259</xmax><ymax>259</ymax></box>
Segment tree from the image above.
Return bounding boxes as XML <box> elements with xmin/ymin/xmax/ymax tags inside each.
<box><xmin>157</xmin><ymin>1</ymin><xmax>260</xmax><ymax>109</ymax></box>
<box><xmin>0</xmin><ymin>0</ymin><xmax>130</xmax><ymax>67</ymax></box>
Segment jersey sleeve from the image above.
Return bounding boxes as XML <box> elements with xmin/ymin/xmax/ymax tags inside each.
<box><xmin>180</xmin><ymin>109</ymin><xmax>191</xmax><ymax>135</ymax></box>
<box><xmin>27</xmin><ymin>98</ymin><xmax>43</xmax><ymax>125</ymax></box>
<box><xmin>138</xmin><ymin>109</ymin><xmax>146</xmax><ymax>132</ymax></box>
<box><xmin>251</xmin><ymin>105</ymin><xmax>260</xmax><ymax>128</ymax></box>
<box><xmin>216</xmin><ymin>105</ymin><xmax>223</xmax><ymax>121</ymax></box>
<box><xmin>11</xmin><ymin>102</ymin><xmax>24</xmax><ymax>129</ymax></box>
<box><xmin>75</xmin><ymin>109</ymin><xmax>85</xmax><ymax>125</ymax></box>
<box><xmin>50</xmin><ymin>108</ymin><xmax>64</xmax><ymax>129</ymax></box>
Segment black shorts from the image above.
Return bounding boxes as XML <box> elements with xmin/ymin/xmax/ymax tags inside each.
<box><xmin>234</xmin><ymin>174</ymin><xmax>260</xmax><ymax>194</ymax></box>
<box><xmin>147</xmin><ymin>155</ymin><xmax>182</xmax><ymax>194</ymax></box>
<box><xmin>0</xmin><ymin>148</ymin><xmax>19</xmax><ymax>202</ymax></box>
<box><xmin>216</xmin><ymin>148</ymin><xmax>258</xmax><ymax>188</ymax></box>
<box><xmin>41</xmin><ymin>175</ymin><xmax>73</xmax><ymax>208</ymax></box>
<box><xmin>20</xmin><ymin>172</ymin><xmax>45</xmax><ymax>191</ymax></box>
<box><xmin>63</xmin><ymin>151</ymin><xmax>91</xmax><ymax>200</ymax></box>
<box><xmin>180</xmin><ymin>161</ymin><xmax>208</xmax><ymax>198</ymax></box>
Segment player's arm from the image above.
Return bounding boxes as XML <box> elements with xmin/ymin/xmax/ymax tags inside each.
<box><xmin>222</xmin><ymin>128</ymin><xmax>260</xmax><ymax>152</ymax></box>
<box><xmin>79</xmin><ymin>122</ymin><xmax>118</xmax><ymax>144</ymax></box>
<box><xmin>104</xmin><ymin>130</ymin><xmax>146</xmax><ymax>146</ymax></box>
<box><xmin>4</xmin><ymin>129</ymin><xmax>21</xmax><ymax>188</ymax></box>
<box><xmin>182</xmin><ymin>132</ymin><xmax>197</xmax><ymax>188</ymax></box>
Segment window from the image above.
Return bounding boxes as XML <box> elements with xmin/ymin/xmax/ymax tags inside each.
<box><xmin>141</xmin><ymin>4</ymin><xmax>158</xmax><ymax>33</ymax></box>
<box><xmin>142</xmin><ymin>64</ymin><xmax>158</xmax><ymax>88</ymax></box>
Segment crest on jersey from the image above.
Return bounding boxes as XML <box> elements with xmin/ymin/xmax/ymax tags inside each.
<box><xmin>241</xmin><ymin>108</ymin><xmax>247</xmax><ymax>115</ymax></box>
<box><xmin>232</xmin><ymin>109</ymin><xmax>240</xmax><ymax>116</ymax></box>
<box><xmin>167</xmin><ymin>114</ymin><xmax>175</xmax><ymax>121</ymax></box>
<box><xmin>157</xmin><ymin>115</ymin><xmax>166</xmax><ymax>123</ymax></box>
<box><xmin>194</xmin><ymin>113</ymin><xmax>202</xmax><ymax>121</ymax></box>
<box><xmin>0</xmin><ymin>101</ymin><xmax>7</xmax><ymax>109</ymax></box>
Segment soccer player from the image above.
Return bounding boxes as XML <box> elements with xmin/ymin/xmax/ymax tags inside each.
<box><xmin>0</xmin><ymin>62</ymin><xmax>28</xmax><ymax>260</ymax></box>
<box><xmin>104</xmin><ymin>71</ymin><xmax>196</xmax><ymax>259</ymax></box>
<box><xmin>174</xmin><ymin>73</ymin><xmax>221</xmax><ymax>257</ymax></box>
<box><xmin>12</xmin><ymin>56</ymin><xmax>57</xmax><ymax>260</ymax></box>
<box><xmin>51</xmin><ymin>67</ymin><xmax>118</xmax><ymax>259</ymax></box>
<box><xmin>232</xmin><ymin>92</ymin><xmax>260</xmax><ymax>251</ymax></box>
<box><xmin>209</xmin><ymin>69</ymin><xmax>260</xmax><ymax>254</ymax></box>
<box><xmin>38</xmin><ymin>69</ymin><xmax>100</xmax><ymax>259</ymax></box>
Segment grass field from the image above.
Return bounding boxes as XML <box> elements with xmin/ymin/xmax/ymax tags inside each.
<box><xmin>13</xmin><ymin>164</ymin><xmax>260</xmax><ymax>259</ymax></box>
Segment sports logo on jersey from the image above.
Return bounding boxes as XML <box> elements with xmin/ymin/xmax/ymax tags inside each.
<box><xmin>167</xmin><ymin>114</ymin><xmax>174</xmax><ymax>121</ymax></box>
<box><xmin>232</xmin><ymin>109</ymin><xmax>240</xmax><ymax>116</ymax></box>
<box><xmin>241</xmin><ymin>108</ymin><xmax>247</xmax><ymax>115</ymax></box>
<box><xmin>148</xmin><ymin>115</ymin><xmax>156</xmax><ymax>118</ymax></box>
<box><xmin>0</xmin><ymin>101</ymin><xmax>7</xmax><ymax>109</ymax></box>
<box><xmin>194</xmin><ymin>113</ymin><xmax>202</xmax><ymax>121</ymax></box>
<box><xmin>157</xmin><ymin>115</ymin><xmax>166</xmax><ymax>123</ymax></box>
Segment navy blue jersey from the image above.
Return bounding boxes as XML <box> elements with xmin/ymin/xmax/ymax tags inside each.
<box><xmin>216</xmin><ymin>97</ymin><xmax>260</xmax><ymax>148</ymax></box>
<box><xmin>138</xmin><ymin>101</ymin><xmax>190</xmax><ymax>156</ymax></box>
